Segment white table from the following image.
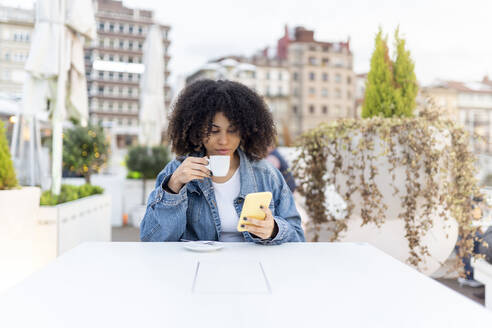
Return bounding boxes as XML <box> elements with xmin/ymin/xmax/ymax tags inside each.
<box><xmin>1</xmin><ymin>242</ymin><xmax>491</xmax><ymax>328</ymax></box>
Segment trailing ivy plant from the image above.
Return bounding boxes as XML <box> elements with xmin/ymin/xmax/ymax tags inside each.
<box><xmin>292</xmin><ymin>107</ymin><xmax>483</xmax><ymax>269</ymax></box>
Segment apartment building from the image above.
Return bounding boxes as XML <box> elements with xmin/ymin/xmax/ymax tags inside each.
<box><xmin>0</xmin><ymin>5</ymin><xmax>34</xmax><ymax>99</ymax></box>
<box><xmin>85</xmin><ymin>0</ymin><xmax>171</xmax><ymax>148</ymax></box>
<box><xmin>422</xmin><ymin>78</ymin><xmax>492</xmax><ymax>154</ymax></box>
<box><xmin>283</xmin><ymin>26</ymin><xmax>356</xmax><ymax>136</ymax></box>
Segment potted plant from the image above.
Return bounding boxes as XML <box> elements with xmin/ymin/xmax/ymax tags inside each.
<box><xmin>292</xmin><ymin>28</ymin><xmax>482</xmax><ymax>275</ymax></box>
<box><xmin>125</xmin><ymin>145</ymin><xmax>171</xmax><ymax>226</ymax></box>
<box><xmin>0</xmin><ymin>119</ymin><xmax>41</xmax><ymax>292</ymax></box>
<box><xmin>37</xmin><ymin>124</ymin><xmax>111</xmax><ymax>259</ymax></box>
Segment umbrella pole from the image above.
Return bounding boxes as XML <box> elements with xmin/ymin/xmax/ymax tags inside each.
<box><xmin>51</xmin><ymin>0</ymin><xmax>66</xmax><ymax>195</ymax></box>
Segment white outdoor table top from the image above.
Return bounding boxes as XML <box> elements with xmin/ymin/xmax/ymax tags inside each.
<box><xmin>1</xmin><ymin>242</ymin><xmax>491</xmax><ymax>328</ymax></box>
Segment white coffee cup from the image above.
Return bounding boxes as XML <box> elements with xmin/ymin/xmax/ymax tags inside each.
<box><xmin>205</xmin><ymin>155</ymin><xmax>230</xmax><ymax>177</ymax></box>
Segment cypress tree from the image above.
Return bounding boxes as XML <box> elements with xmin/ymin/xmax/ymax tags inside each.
<box><xmin>362</xmin><ymin>27</ymin><xmax>418</xmax><ymax>118</ymax></box>
<box><xmin>393</xmin><ymin>27</ymin><xmax>418</xmax><ymax>117</ymax></box>
<box><xmin>362</xmin><ymin>29</ymin><xmax>395</xmax><ymax>118</ymax></box>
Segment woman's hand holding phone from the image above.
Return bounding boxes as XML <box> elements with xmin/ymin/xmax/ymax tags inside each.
<box><xmin>167</xmin><ymin>157</ymin><xmax>211</xmax><ymax>193</ymax></box>
<box><xmin>241</xmin><ymin>206</ymin><xmax>277</xmax><ymax>239</ymax></box>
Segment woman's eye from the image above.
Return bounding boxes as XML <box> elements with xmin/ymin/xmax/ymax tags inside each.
<box><xmin>228</xmin><ymin>129</ymin><xmax>238</xmax><ymax>134</ymax></box>
<box><xmin>211</xmin><ymin>130</ymin><xmax>220</xmax><ymax>134</ymax></box>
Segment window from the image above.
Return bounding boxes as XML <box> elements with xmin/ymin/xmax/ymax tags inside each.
<box><xmin>129</xmin><ymin>25</ymin><xmax>134</xmax><ymax>34</ymax></box>
<box><xmin>309</xmin><ymin>87</ymin><xmax>315</xmax><ymax>95</ymax></box>
<box><xmin>278</xmin><ymin>72</ymin><xmax>282</xmax><ymax>80</ymax></box>
<box><xmin>109</xmin><ymin>55</ymin><xmax>114</xmax><ymax>61</ymax></box>
<box><xmin>321</xmin><ymin>88</ymin><xmax>328</xmax><ymax>97</ymax></box>
<box><xmin>109</xmin><ymin>102</ymin><xmax>113</xmax><ymax>111</ymax></box>
<box><xmin>322</xmin><ymin>106</ymin><xmax>328</xmax><ymax>114</ymax></box>
<box><xmin>138</xmin><ymin>42</ymin><xmax>143</xmax><ymax>50</ymax></box>
<box><xmin>347</xmin><ymin>76</ymin><xmax>352</xmax><ymax>84</ymax></box>
<box><xmin>128</xmin><ymin>73</ymin><xmax>133</xmax><ymax>81</ymax></box>
<box><xmin>99</xmin><ymin>22</ymin><xmax>105</xmax><ymax>31</ymax></box>
<box><xmin>309</xmin><ymin>57</ymin><xmax>317</xmax><ymax>65</ymax></box>
<box><xmin>309</xmin><ymin>45</ymin><xmax>316</xmax><ymax>51</ymax></box>
<box><xmin>109</xmin><ymin>23</ymin><xmax>114</xmax><ymax>32</ymax></box>
<box><xmin>98</xmin><ymin>86</ymin><xmax>104</xmax><ymax>94</ymax></box>
<box><xmin>138</xmin><ymin>26</ymin><xmax>143</xmax><ymax>34</ymax></box>
<box><xmin>293</xmin><ymin>72</ymin><xmax>298</xmax><ymax>81</ymax></box>
<box><xmin>119</xmin><ymin>24</ymin><xmax>124</xmax><ymax>33</ymax></box>
<box><xmin>292</xmin><ymin>106</ymin><xmax>298</xmax><ymax>114</ymax></box>
<box><xmin>108</xmin><ymin>87</ymin><xmax>113</xmax><ymax>95</ymax></box>
<box><xmin>309</xmin><ymin>105</ymin><xmax>315</xmax><ymax>114</ymax></box>
<box><xmin>309</xmin><ymin>72</ymin><xmax>315</xmax><ymax>81</ymax></box>
<box><xmin>322</xmin><ymin>73</ymin><xmax>328</xmax><ymax>82</ymax></box>
<box><xmin>119</xmin><ymin>40</ymin><xmax>124</xmax><ymax>49</ymax></box>
<box><xmin>322</xmin><ymin>58</ymin><xmax>329</xmax><ymax>66</ymax></box>
<box><xmin>118</xmin><ymin>103</ymin><xmax>123</xmax><ymax>112</ymax></box>
<box><xmin>335</xmin><ymin>74</ymin><xmax>341</xmax><ymax>83</ymax></box>
<box><xmin>129</xmin><ymin>41</ymin><xmax>133</xmax><ymax>50</ymax></box>
<box><xmin>347</xmin><ymin>91</ymin><xmax>352</xmax><ymax>99</ymax></box>
<box><xmin>128</xmin><ymin>57</ymin><xmax>133</xmax><ymax>63</ymax></box>
<box><xmin>266</xmin><ymin>72</ymin><xmax>270</xmax><ymax>80</ymax></box>
<box><xmin>335</xmin><ymin>89</ymin><xmax>341</xmax><ymax>98</ymax></box>
<box><xmin>109</xmin><ymin>39</ymin><xmax>114</xmax><ymax>48</ymax></box>
<box><xmin>109</xmin><ymin>72</ymin><xmax>114</xmax><ymax>80</ymax></box>
<box><xmin>128</xmin><ymin>88</ymin><xmax>133</xmax><ymax>96</ymax></box>
<box><xmin>278</xmin><ymin>86</ymin><xmax>283</xmax><ymax>95</ymax></box>
<box><xmin>118</xmin><ymin>73</ymin><xmax>123</xmax><ymax>81</ymax></box>
<box><xmin>293</xmin><ymin>88</ymin><xmax>299</xmax><ymax>96</ymax></box>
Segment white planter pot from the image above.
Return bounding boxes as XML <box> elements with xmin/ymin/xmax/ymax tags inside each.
<box><xmin>36</xmin><ymin>194</ymin><xmax>112</xmax><ymax>263</ymax></box>
<box><xmin>0</xmin><ymin>187</ymin><xmax>40</xmax><ymax>293</ymax></box>
<box><xmin>304</xmin><ymin>130</ymin><xmax>458</xmax><ymax>275</ymax></box>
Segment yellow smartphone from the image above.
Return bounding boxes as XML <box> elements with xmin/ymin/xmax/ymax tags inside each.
<box><xmin>237</xmin><ymin>192</ymin><xmax>273</xmax><ymax>232</ymax></box>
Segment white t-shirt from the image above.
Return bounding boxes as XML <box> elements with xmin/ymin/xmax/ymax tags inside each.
<box><xmin>212</xmin><ymin>167</ymin><xmax>244</xmax><ymax>242</ymax></box>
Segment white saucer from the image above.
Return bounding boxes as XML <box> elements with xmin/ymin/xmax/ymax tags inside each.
<box><xmin>183</xmin><ymin>241</ymin><xmax>224</xmax><ymax>252</ymax></box>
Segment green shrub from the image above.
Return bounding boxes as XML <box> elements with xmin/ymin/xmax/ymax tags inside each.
<box><xmin>77</xmin><ymin>184</ymin><xmax>103</xmax><ymax>198</ymax></box>
<box><xmin>63</xmin><ymin>124</ymin><xmax>109</xmax><ymax>184</ymax></box>
<box><xmin>126</xmin><ymin>145</ymin><xmax>171</xmax><ymax>204</ymax></box>
<box><xmin>126</xmin><ymin>171</ymin><xmax>142</xmax><ymax>179</ymax></box>
<box><xmin>40</xmin><ymin>184</ymin><xmax>105</xmax><ymax>206</ymax></box>
<box><xmin>0</xmin><ymin>120</ymin><xmax>18</xmax><ymax>190</ymax></box>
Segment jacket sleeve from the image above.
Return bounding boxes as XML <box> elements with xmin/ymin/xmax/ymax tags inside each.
<box><xmin>139</xmin><ymin>161</ymin><xmax>189</xmax><ymax>242</ymax></box>
<box><xmin>248</xmin><ymin>166</ymin><xmax>306</xmax><ymax>245</ymax></box>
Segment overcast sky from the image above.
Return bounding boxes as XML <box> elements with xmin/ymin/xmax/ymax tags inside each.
<box><xmin>4</xmin><ymin>0</ymin><xmax>492</xmax><ymax>92</ymax></box>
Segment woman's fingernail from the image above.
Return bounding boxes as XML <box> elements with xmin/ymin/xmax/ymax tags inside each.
<box><xmin>260</xmin><ymin>205</ymin><xmax>264</xmax><ymax>209</ymax></box>
<box><xmin>243</xmin><ymin>217</ymin><xmax>248</xmax><ymax>221</ymax></box>
<box><xmin>240</xmin><ymin>225</ymin><xmax>245</xmax><ymax>228</ymax></box>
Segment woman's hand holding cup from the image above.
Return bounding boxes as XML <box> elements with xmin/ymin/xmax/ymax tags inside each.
<box><xmin>167</xmin><ymin>157</ymin><xmax>211</xmax><ymax>193</ymax></box>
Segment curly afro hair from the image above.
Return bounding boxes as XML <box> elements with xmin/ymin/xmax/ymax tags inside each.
<box><xmin>168</xmin><ymin>79</ymin><xmax>276</xmax><ymax>161</ymax></box>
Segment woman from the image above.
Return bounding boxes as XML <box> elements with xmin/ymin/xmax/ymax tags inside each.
<box><xmin>140</xmin><ymin>79</ymin><xmax>305</xmax><ymax>244</ymax></box>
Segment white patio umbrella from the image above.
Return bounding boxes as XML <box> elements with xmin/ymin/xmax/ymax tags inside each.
<box><xmin>21</xmin><ymin>0</ymin><xmax>96</xmax><ymax>194</ymax></box>
<box><xmin>138</xmin><ymin>24</ymin><xmax>165</xmax><ymax>147</ymax></box>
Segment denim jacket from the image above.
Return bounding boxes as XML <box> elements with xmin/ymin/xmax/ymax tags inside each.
<box><xmin>140</xmin><ymin>149</ymin><xmax>305</xmax><ymax>245</ymax></box>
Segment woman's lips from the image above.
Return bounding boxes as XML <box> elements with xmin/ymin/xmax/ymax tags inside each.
<box><xmin>216</xmin><ymin>149</ymin><xmax>229</xmax><ymax>155</ymax></box>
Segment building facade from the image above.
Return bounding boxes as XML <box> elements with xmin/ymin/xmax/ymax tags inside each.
<box><xmin>284</xmin><ymin>26</ymin><xmax>356</xmax><ymax>136</ymax></box>
<box><xmin>0</xmin><ymin>6</ymin><xmax>34</xmax><ymax>99</ymax></box>
<box><xmin>423</xmin><ymin>78</ymin><xmax>492</xmax><ymax>155</ymax></box>
<box><xmin>85</xmin><ymin>0</ymin><xmax>171</xmax><ymax>148</ymax></box>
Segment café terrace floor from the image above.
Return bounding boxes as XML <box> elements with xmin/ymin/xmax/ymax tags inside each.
<box><xmin>111</xmin><ymin>226</ymin><xmax>485</xmax><ymax>307</ymax></box>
